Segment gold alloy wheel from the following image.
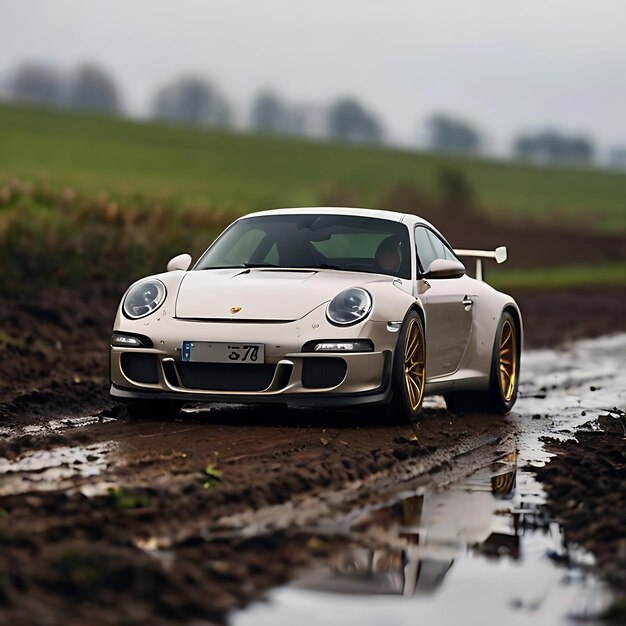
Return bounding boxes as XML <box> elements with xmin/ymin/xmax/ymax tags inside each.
<box><xmin>404</xmin><ymin>318</ymin><xmax>426</xmax><ymax>412</ymax></box>
<box><xmin>499</xmin><ymin>319</ymin><xmax>517</xmax><ymax>401</ymax></box>
<box><xmin>491</xmin><ymin>471</ymin><xmax>516</xmax><ymax>495</ymax></box>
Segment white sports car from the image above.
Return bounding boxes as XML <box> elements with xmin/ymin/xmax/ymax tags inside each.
<box><xmin>110</xmin><ymin>207</ymin><xmax>522</xmax><ymax>420</ymax></box>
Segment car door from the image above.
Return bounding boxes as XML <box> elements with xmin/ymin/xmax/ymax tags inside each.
<box><xmin>414</xmin><ymin>226</ymin><xmax>474</xmax><ymax>379</ymax></box>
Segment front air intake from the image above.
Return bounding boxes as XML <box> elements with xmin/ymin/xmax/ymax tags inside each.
<box><xmin>178</xmin><ymin>363</ymin><xmax>276</xmax><ymax>391</ymax></box>
<box><xmin>301</xmin><ymin>358</ymin><xmax>347</xmax><ymax>389</ymax></box>
<box><xmin>120</xmin><ymin>353</ymin><xmax>159</xmax><ymax>384</ymax></box>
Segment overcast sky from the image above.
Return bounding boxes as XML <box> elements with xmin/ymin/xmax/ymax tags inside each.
<box><xmin>1</xmin><ymin>0</ymin><xmax>624</xmax><ymax>153</ymax></box>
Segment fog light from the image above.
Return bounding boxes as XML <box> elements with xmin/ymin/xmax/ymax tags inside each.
<box><xmin>111</xmin><ymin>333</ymin><xmax>152</xmax><ymax>348</ymax></box>
<box><xmin>311</xmin><ymin>340</ymin><xmax>373</xmax><ymax>352</ymax></box>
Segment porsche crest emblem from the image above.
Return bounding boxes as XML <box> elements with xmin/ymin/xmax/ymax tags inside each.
<box><xmin>230</xmin><ymin>306</ymin><xmax>242</xmax><ymax>314</ymax></box>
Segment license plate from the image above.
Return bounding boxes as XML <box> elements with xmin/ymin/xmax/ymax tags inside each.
<box><xmin>182</xmin><ymin>341</ymin><xmax>265</xmax><ymax>364</ymax></box>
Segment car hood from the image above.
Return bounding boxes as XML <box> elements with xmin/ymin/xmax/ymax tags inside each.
<box><xmin>175</xmin><ymin>268</ymin><xmax>385</xmax><ymax>321</ymax></box>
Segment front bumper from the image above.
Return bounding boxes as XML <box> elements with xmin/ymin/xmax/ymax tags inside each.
<box><xmin>110</xmin><ymin>314</ymin><xmax>398</xmax><ymax>406</ymax></box>
<box><xmin>110</xmin><ymin>349</ymin><xmax>392</xmax><ymax>406</ymax></box>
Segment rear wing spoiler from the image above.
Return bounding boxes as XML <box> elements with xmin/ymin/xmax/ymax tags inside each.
<box><xmin>453</xmin><ymin>246</ymin><xmax>507</xmax><ymax>281</ymax></box>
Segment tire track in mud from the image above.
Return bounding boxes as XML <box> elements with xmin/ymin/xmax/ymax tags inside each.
<box><xmin>1</xmin><ymin>334</ymin><xmax>624</xmax><ymax>625</ymax></box>
<box><xmin>0</xmin><ymin>405</ymin><xmax>513</xmax><ymax>625</ymax></box>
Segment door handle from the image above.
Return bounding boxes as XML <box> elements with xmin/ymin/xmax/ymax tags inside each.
<box><xmin>462</xmin><ymin>297</ymin><xmax>473</xmax><ymax>308</ymax></box>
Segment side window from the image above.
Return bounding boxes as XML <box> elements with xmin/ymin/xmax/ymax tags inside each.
<box><xmin>431</xmin><ymin>233</ymin><xmax>458</xmax><ymax>262</ymax></box>
<box><xmin>415</xmin><ymin>226</ymin><xmax>458</xmax><ymax>273</ymax></box>
<box><xmin>427</xmin><ymin>232</ymin><xmax>450</xmax><ymax>261</ymax></box>
<box><xmin>414</xmin><ymin>226</ymin><xmax>438</xmax><ymax>272</ymax></box>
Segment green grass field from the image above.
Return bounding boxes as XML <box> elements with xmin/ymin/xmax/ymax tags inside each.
<box><xmin>1</xmin><ymin>103</ymin><xmax>624</xmax><ymax>292</ymax></box>
<box><xmin>1</xmin><ymin>103</ymin><xmax>625</xmax><ymax>232</ymax></box>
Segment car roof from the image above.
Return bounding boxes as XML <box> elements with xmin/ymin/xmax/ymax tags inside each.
<box><xmin>239</xmin><ymin>206</ymin><xmax>437</xmax><ymax>230</ymax></box>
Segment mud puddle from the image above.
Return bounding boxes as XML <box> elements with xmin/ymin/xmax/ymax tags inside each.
<box><xmin>233</xmin><ymin>335</ymin><xmax>626</xmax><ymax>626</ymax></box>
<box><xmin>0</xmin><ymin>440</ymin><xmax>114</xmax><ymax>496</ymax></box>
<box><xmin>0</xmin><ymin>335</ymin><xmax>624</xmax><ymax>625</ymax></box>
<box><xmin>233</xmin><ymin>457</ymin><xmax>610</xmax><ymax>626</ymax></box>
<box><xmin>515</xmin><ymin>334</ymin><xmax>626</xmax><ymax>461</ymax></box>
<box><xmin>0</xmin><ymin>414</ymin><xmax>117</xmax><ymax>439</ymax></box>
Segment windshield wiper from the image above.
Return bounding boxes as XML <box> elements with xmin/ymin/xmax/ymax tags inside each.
<box><xmin>296</xmin><ymin>264</ymin><xmax>352</xmax><ymax>271</ymax></box>
<box><xmin>199</xmin><ymin>263</ymin><xmax>280</xmax><ymax>270</ymax></box>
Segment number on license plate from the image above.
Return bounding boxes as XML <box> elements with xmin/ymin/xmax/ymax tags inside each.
<box><xmin>182</xmin><ymin>341</ymin><xmax>265</xmax><ymax>364</ymax></box>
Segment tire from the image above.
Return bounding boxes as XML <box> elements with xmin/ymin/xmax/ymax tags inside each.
<box><xmin>385</xmin><ymin>310</ymin><xmax>426</xmax><ymax>423</ymax></box>
<box><xmin>121</xmin><ymin>398</ymin><xmax>185</xmax><ymax>420</ymax></box>
<box><xmin>445</xmin><ymin>311</ymin><xmax>520</xmax><ymax>415</ymax></box>
<box><xmin>491</xmin><ymin>470</ymin><xmax>516</xmax><ymax>498</ymax></box>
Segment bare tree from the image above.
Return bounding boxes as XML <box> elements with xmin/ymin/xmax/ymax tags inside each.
<box><xmin>250</xmin><ymin>90</ymin><xmax>293</xmax><ymax>134</ymax></box>
<box><xmin>153</xmin><ymin>77</ymin><xmax>231</xmax><ymax>128</ymax></box>
<box><xmin>6</xmin><ymin>63</ymin><xmax>64</xmax><ymax>107</ymax></box>
<box><xmin>65</xmin><ymin>64</ymin><xmax>121</xmax><ymax>114</ymax></box>
<box><xmin>327</xmin><ymin>98</ymin><xmax>384</xmax><ymax>144</ymax></box>
<box><xmin>513</xmin><ymin>131</ymin><xmax>594</xmax><ymax>165</ymax></box>
<box><xmin>426</xmin><ymin>114</ymin><xmax>483</xmax><ymax>155</ymax></box>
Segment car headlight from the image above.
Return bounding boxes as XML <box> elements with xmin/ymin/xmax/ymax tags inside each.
<box><xmin>123</xmin><ymin>279</ymin><xmax>166</xmax><ymax>319</ymax></box>
<box><xmin>327</xmin><ymin>288</ymin><xmax>372</xmax><ymax>326</ymax></box>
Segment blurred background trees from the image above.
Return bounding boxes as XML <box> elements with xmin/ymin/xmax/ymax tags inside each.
<box><xmin>7</xmin><ymin>63</ymin><xmax>64</xmax><ymax>107</ymax></box>
<box><xmin>608</xmin><ymin>147</ymin><xmax>626</xmax><ymax>169</ymax></box>
<box><xmin>6</xmin><ymin>62</ymin><xmax>120</xmax><ymax>114</ymax></box>
<box><xmin>513</xmin><ymin>131</ymin><xmax>595</xmax><ymax>166</ymax></box>
<box><xmin>3</xmin><ymin>60</ymin><xmax>615</xmax><ymax>167</ymax></box>
<box><xmin>65</xmin><ymin>65</ymin><xmax>120</xmax><ymax>114</ymax></box>
<box><xmin>250</xmin><ymin>90</ymin><xmax>294</xmax><ymax>135</ymax></box>
<box><xmin>326</xmin><ymin>98</ymin><xmax>384</xmax><ymax>144</ymax></box>
<box><xmin>425</xmin><ymin>114</ymin><xmax>483</xmax><ymax>155</ymax></box>
<box><xmin>152</xmin><ymin>76</ymin><xmax>231</xmax><ymax>128</ymax></box>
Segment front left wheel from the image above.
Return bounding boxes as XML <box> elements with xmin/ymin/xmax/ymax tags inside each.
<box><xmin>387</xmin><ymin>310</ymin><xmax>426</xmax><ymax>422</ymax></box>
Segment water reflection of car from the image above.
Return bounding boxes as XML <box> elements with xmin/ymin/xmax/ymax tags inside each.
<box><xmin>110</xmin><ymin>208</ymin><xmax>522</xmax><ymax>419</ymax></box>
<box><xmin>295</xmin><ymin>460</ymin><xmax>519</xmax><ymax>597</ymax></box>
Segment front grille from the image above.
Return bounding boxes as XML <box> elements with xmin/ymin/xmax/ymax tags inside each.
<box><xmin>178</xmin><ymin>362</ymin><xmax>276</xmax><ymax>391</ymax></box>
<box><xmin>302</xmin><ymin>357</ymin><xmax>347</xmax><ymax>389</ymax></box>
<box><xmin>120</xmin><ymin>353</ymin><xmax>159</xmax><ymax>384</ymax></box>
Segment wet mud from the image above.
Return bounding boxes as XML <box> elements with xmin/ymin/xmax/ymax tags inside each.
<box><xmin>0</xmin><ymin>406</ymin><xmax>514</xmax><ymax>625</ymax></box>
<box><xmin>0</xmin><ymin>333</ymin><xmax>624</xmax><ymax>624</ymax></box>
<box><xmin>236</xmin><ymin>334</ymin><xmax>626</xmax><ymax>626</ymax></box>
<box><xmin>534</xmin><ymin>413</ymin><xmax>626</xmax><ymax>596</ymax></box>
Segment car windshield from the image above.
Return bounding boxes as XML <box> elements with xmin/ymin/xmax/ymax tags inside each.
<box><xmin>194</xmin><ymin>214</ymin><xmax>412</xmax><ymax>279</ymax></box>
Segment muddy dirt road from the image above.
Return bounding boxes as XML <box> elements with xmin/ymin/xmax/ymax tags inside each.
<box><xmin>0</xmin><ymin>334</ymin><xmax>625</xmax><ymax>625</ymax></box>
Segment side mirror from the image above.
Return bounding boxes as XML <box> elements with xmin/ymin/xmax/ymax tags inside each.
<box><xmin>167</xmin><ymin>253</ymin><xmax>192</xmax><ymax>272</ymax></box>
<box><xmin>423</xmin><ymin>259</ymin><xmax>465</xmax><ymax>279</ymax></box>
